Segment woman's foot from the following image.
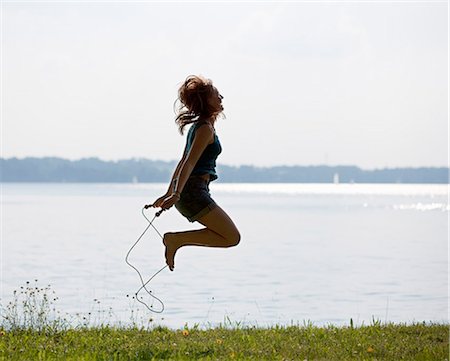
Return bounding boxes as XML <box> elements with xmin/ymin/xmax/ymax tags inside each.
<box><xmin>163</xmin><ymin>233</ymin><xmax>182</xmax><ymax>271</ymax></box>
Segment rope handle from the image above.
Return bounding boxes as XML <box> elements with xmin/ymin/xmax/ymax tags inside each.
<box><xmin>143</xmin><ymin>205</ymin><xmax>165</xmax><ymax>217</ymax></box>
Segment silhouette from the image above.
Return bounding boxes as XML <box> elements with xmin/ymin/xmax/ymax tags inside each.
<box><xmin>147</xmin><ymin>75</ymin><xmax>240</xmax><ymax>271</ymax></box>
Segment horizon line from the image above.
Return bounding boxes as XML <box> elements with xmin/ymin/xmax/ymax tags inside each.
<box><xmin>1</xmin><ymin>155</ymin><xmax>448</xmax><ymax>171</ymax></box>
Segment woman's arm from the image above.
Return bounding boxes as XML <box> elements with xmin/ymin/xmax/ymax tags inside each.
<box><xmin>151</xmin><ymin>158</ymin><xmax>183</xmax><ymax>207</ymax></box>
<box><xmin>158</xmin><ymin>124</ymin><xmax>214</xmax><ymax>210</ymax></box>
<box><xmin>150</xmin><ymin>146</ymin><xmax>187</xmax><ymax>209</ymax></box>
<box><xmin>166</xmin><ymin>155</ymin><xmax>186</xmax><ymax>195</ymax></box>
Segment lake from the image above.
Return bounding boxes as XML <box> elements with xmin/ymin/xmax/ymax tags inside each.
<box><xmin>1</xmin><ymin>183</ymin><xmax>448</xmax><ymax>329</ymax></box>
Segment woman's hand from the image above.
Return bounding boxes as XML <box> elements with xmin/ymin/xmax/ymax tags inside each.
<box><xmin>144</xmin><ymin>192</ymin><xmax>180</xmax><ymax>210</ymax></box>
<box><xmin>150</xmin><ymin>193</ymin><xmax>170</xmax><ymax>208</ymax></box>
<box><xmin>160</xmin><ymin>193</ymin><xmax>181</xmax><ymax>210</ymax></box>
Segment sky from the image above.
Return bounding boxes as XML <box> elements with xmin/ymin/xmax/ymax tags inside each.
<box><xmin>1</xmin><ymin>1</ymin><xmax>448</xmax><ymax>169</ymax></box>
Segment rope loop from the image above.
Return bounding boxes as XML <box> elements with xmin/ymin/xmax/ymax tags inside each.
<box><xmin>125</xmin><ymin>207</ymin><xmax>168</xmax><ymax>313</ymax></box>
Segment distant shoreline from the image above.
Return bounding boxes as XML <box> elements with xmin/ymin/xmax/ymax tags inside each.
<box><xmin>1</xmin><ymin>157</ymin><xmax>448</xmax><ymax>184</ymax></box>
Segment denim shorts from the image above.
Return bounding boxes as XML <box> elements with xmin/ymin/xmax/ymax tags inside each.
<box><xmin>175</xmin><ymin>176</ymin><xmax>217</xmax><ymax>222</ymax></box>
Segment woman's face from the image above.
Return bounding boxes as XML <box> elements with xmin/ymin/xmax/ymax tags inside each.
<box><xmin>208</xmin><ymin>87</ymin><xmax>224</xmax><ymax>113</ymax></box>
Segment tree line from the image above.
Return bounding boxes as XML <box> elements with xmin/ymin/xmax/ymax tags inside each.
<box><xmin>0</xmin><ymin>157</ymin><xmax>448</xmax><ymax>183</ymax></box>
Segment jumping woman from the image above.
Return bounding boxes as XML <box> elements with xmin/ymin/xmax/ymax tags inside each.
<box><xmin>150</xmin><ymin>75</ymin><xmax>241</xmax><ymax>271</ymax></box>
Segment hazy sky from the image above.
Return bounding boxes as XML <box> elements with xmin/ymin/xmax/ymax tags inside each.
<box><xmin>2</xmin><ymin>1</ymin><xmax>448</xmax><ymax>169</ymax></box>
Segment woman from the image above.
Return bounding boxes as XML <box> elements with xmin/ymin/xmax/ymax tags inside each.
<box><xmin>150</xmin><ymin>75</ymin><xmax>240</xmax><ymax>271</ymax></box>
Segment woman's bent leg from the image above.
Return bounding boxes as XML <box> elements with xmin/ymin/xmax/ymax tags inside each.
<box><xmin>163</xmin><ymin>205</ymin><xmax>240</xmax><ymax>271</ymax></box>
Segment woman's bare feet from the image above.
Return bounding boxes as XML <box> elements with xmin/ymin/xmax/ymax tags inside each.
<box><xmin>163</xmin><ymin>233</ymin><xmax>182</xmax><ymax>271</ymax></box>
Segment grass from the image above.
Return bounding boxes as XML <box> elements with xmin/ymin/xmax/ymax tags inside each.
<box><xmin>1</xmin><ymin>322</ymin><xmax>448</xmax><ymax>360</ymax></box>
<box><xmin>0</xmin><ymin>281</ymin><xmax>448</xmax><ymax>360</ymax></box>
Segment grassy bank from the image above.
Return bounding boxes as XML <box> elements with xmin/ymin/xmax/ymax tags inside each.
<box><xmin>1</xmin><ymin>281</ymin><xmax>448</xmax><ymax>360</ymax></box>
<box><xmin>0</xmin><ymin>322</ymin><xmax>448</xmax><ymax>360</ymax></box>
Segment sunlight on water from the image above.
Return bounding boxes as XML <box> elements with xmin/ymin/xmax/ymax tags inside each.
<box><xmin>122</xmin><ymin>182</ymin><xmax>449</xmax><ymax>196</ymax></box>
<box><xmin>392</xmin><ymin>203</ymin><xmax>449</xmax><ymax>212</ymax></box>
<box><xmin>210</xmin><ymin>183</ymin><xmax>448</xmax><ymax>196</ymax></box>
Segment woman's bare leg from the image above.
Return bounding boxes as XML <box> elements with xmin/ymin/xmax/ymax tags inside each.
<box><xmin>163</xmin><ymin>205</ymin><xmax>240</xmax><ymax>271</ymax></box>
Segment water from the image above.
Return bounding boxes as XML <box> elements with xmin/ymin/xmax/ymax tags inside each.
<box><xmin>1</xmin><ymin>183</ymin><xmax>448</xmax><ymax>329</ymax></box>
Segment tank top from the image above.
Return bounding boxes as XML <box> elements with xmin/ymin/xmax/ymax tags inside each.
<box><xmin>184</xmin><ymin>121</ymin><xmax>222</xmax><ymax>181</ymax></box>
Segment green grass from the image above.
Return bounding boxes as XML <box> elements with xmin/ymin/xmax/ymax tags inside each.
<box><xmin>1</xmin><ymin>281</ymin><xmax>448</xmax><ymax>360</ymax></box>
<box><xmin>0</xmin><ymin>322</ymin><xmax>448</xmax><ymax>360</ymax></box>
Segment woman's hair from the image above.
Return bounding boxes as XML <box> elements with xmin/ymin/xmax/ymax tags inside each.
<box><xmin>174</xmin><ymin>75</ymin><xmax>223</xmax><ymax>134</ymax></box>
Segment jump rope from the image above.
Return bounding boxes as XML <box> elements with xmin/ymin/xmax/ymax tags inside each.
<box><xmin>125</xmin><ymin>207</ymin><xmax>168</xmax><ymax>313</ymax></box>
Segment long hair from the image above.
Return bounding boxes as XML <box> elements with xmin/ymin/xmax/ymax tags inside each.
<box><xmin>174</xmin><ymin>75</ymin><xmax>223</xmax><ymax>134</ymax></box>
